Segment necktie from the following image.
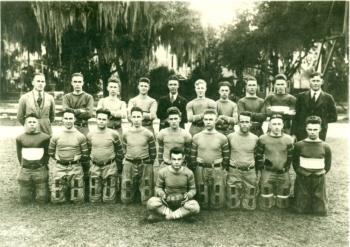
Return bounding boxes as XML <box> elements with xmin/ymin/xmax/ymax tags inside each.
<box><xmin>37</xmin><ymin>92</ymin><xmax>42</xmax><ymax>107</ymax></box>
<box><xmin>311</xmin><ymin>92</ymin><xmax>317</xmax><ymax>103</ymax></box>
<box><xmin>170</xmin><ymin>94</ymin><xmax>175</xmax><ymax>103</ymax></box>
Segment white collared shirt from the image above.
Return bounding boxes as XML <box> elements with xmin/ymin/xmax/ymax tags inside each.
<box><xmin>170</xmin><ymin>93</ymin><xmax>178</xmax><ymax>102</ymax></box>
<box><xmin>310</xmin><ymin>90</ymin><xmax>322</xmax><ymax>101</ymax></box>
<box><xmin>33</xmin><ymin>90</ymin><xmax>43</xmax><ymax>101</ymax></box>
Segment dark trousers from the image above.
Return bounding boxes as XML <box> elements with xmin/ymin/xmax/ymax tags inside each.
<box><xmin>292</xmin><ymin>173</ymin><xmax>328</xmax><ymax>215</ymax></box>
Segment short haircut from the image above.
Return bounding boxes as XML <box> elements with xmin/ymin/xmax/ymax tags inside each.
<box><xmin>203</xmin><ymin>108</ymin><xmax>217</xmax><ymax>116</ymax></box>
<box><xmin>238</xmin><ymin>111</ymin><xmax>252</xmax><ymax>121</ymax></box>
<box><xmin>24</xmin><ymin>113</ymin><xmax>39</xmax><ymax>121</ymax></box>
<box><xmin>108</xmin><ymin>77</ymin><xmax>121</xmax><ymax>85</ymax></box>
<box><xmin>305</xmin><ymin>115</ymin><xmax>322</xmax><ymax>126</ymax></box>
<box><xmin>218</xmin><ymin>81</ymin><xmax>231</xmax><ymax>88</ymax></box>
<box><xmin>96</xmin><ymin>108</ymin><xmax>111</xmax><ymax>118</ymax></box>
<box><xmin>169</xmin><ymin>147</ymin><xmax>185</xmax><ymax>157</ymax></box>
<box><xmin>245</xmin><ymin>75</ymin><xmax>257</xmax><ymax>83</ymax></box>
<box><xmin>167</xmin><ymin>106</ymin><xmax>182</xmax><ymax>118</ymax></box>
<box><xmin>310</xmin><ymin>71</ymin><xmax>323</xmax><ymax>79</ymax></box>
<box><xmin>138</xmin><ymin>77</ymin><xmax>150</xmax><ymax>85</ymax></box>
<box><xmin>71</xmin><ymin>72</ymin><xmax>84</xmax><ymax>80</ymax></box>
<box><xmin>270</xmin><ymin>114</ymin><xmax>283</xmax><ymax>120</ymax></box>
<box><xmin>62</xmin><ymin>108</ymin><xmax>76</xmax><ymax>116</ymax></box>
<box><xmin>168</xmin><ymin>74</ymin><xmax>179</xmax><ymax>82</ymax></box>
<box><xmin>274</xmin><ymin>73</ymin><xmax>287</xmax><ymax>81</ymax></box>
<box><xmin>130</xmin><ymin>106</ymin><xmax>143</xmax><ymax>115</ymax></box>
<box><xmin>32</xmin><ymin>72</ymin><xmax>45</xmax><ymax>81</ymax></box>
<box><xmin>194</xmin><ymin>79</ymin><xmax>207</xmax><ymax>87</ymax></box>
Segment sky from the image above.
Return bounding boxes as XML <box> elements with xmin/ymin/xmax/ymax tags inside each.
<box><xmin>189</xmin><ymin>0</ymin><xmax>258</xmax><ymax>28</ymax></box>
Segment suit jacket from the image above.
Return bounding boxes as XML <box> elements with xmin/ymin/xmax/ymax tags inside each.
<box><xmin>292</xmin><ymin>90</ymin><xmax>337</xmax><ymax>140</ymax></box>
<box><xmin>17</xmin><ymin>90</ymin><xmax>55</xmax><ymax>135</ymax></box>
<box><xmin>157</xmin><ymin>94</ymin><xmax>188</xmax><ymax>129</ymax></box>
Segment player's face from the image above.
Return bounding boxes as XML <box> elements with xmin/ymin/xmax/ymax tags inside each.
<box><xmin>32</xmin><ymin>75</ymin><xmax>46</xmax><ymax>92</ymax></box>
<box><xmin>219</xmin><ymin>86</ymin><xmax>230</xmax><ymax>100</ymax></box>
<box><xmin>309</xmin><ymin>76</ymin><xmax>323</xmax><ymax>91</ymax></box>
<box><xmin>195</xmin><ymin>83</ymin><xmax>206</xmax><ymax>98</ymax></box>
<box><xmin>138</xmin><ymin>82</ymin><xmax>149</xmax><ymax>95</ymax></box>
<box><xmin>246</xmin><ymin>80</ymin><xmax>257</xmax><ymax>95</ymax></box>
<box><xmin>170</xmin><ymin>153</ymin><xmax>184</xmax><ymax>171</ymax></box>
<box><xmin>269</xmin><ymin>118</ymin><xmax>283</xmax><ymax>135</ymax></box>
<box><xmin>71</xmin><ymin>76</ymin><xmax>84</xmax><ymax>93</ymax></box>
<box><xmin>25</xmin><ymin>117</ymin><xmax>39</xmax><ymax>133</ymax></box>
<box><xmin>275</xmin><ymin>79</ymin><xmax>287</xmax><ymax>94</ymax></box>
<box><xmin>131</xmin><ymin>111</ymin><xmax>143</xmax><ymax>127</ymax></box>
<box><xmin>168</xmin><ymin>80</ymin><xmax>179</xmax><ymax>95</ymax></box>
<box><xmin>239</xmin><ymin>115</ymin><xmax>251</xmax><ymax>133</ymax></box>
<box><xmin>306</xmin><ymin>123</ymin><xmax>321</xmax><ymax>140</ymax></box>
<box><xmin>62</xmin><ymin>112</ymin><xmax>75</xmax><ymax>129</ymax></box>
<box><xmin>168</xmin><ymin>114</ymin><xmax>181</xmax><ymax>129</ymax></box>
<box><xmin>203</xmin><ymin>113</ymin><xmax>216</xmax><ymax>130</ymax></box>
<box><xmin>96</xmin><ymin>113</ymin><xmax>108</xmax><ymax>130</ymax></box>
<box><xmin>107</xmin><ymin>82</ymin><xmax>120</xmax><ymax>97</ymax></box>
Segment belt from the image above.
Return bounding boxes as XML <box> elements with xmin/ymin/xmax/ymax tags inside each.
<box><xmin>22</xmin><ymin>163</ymin><xmax>44</xmax><ymax>169</ymax></box>
<box><xmin>125</xmin><ymin>157</ymin><xmax>149</xmax><ymax>164</ymax></box>
<box><xmin>230</xmin><ymin>165</ymin><xmax>255</xmax><ymax>171</ymax></box>
<box><xmin>57</xmin><ymin>160</ymin><xmax>80</xmax><ymax>166</ymax></box>
<box><xmin>198</xmin><ymin>162</ymin><xmax>222</xmax><ymax>168</ymax></box>
<box><xmin>75</xmin><ymin>122</ymin><xmax>88</xmax><ymax>127</ymax></box>
<box><xmin>93</xmin><ymin>158</ymin><xmax>115</xmax><ymax>167</ymax></box>
<box><xmin>264</xmin><ymin>166</ymin><xmax>287</xmax><ymax>174</ymax></box>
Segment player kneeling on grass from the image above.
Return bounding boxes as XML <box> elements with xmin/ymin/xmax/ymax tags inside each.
<box><xmin>48</xmin><ymin>109</ymin><xmax>89</xmax><ymax>203</ymax></box>
<box><xmin>226</xmin><ymin>112</ymin><xmax>259</xmax><ymax>210</ymax></box>
<box><xmin>121</xmin><ymin>107</ymin><xmax>157</xmax><ymax>204</ymax></box>
<box><xmin>86</xmin><ymin>109</ymin><xmax>124</xmax><ymax>203</ymax></box>
<box><xmin>292</xmin><ymin>116</ymin><xmax>331</xmax><ymax>216</ymax></box>
<box><xmin>147</xmin><ymin>147</ymin><xmax>199</xmax><ymax>221</ymax></box>
<box><xmin>256</xmin><ymin>114</ymin><xmax>294</xmax><ymax>210</ymax></box>
<box><xmin>16</xmin><ymin>113</ymin><xmax>51</xmax><ymax>204</ymax></box>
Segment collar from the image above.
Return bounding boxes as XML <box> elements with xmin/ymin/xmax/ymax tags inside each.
<box><xmin>73</xmin><ymin>91</ymin><xmax>84</xmax><ymax>96</ymax></box>
<box><xmin>169</xmin><ymin>166</ymin><xmax>183</xmax><ymax>174</ymax></box>
<box><xmin>33</xmin><ymin>90</ymin><xmax>43</xmax><ymax>98</ymax></box>
<box><xmin>310</xmin><ymin>89</ymin><xmax>322</xmax><ymax>98</ymax></box>
<box><xmin>170</xmin><ymin>93</ymin><xmax>178</xmax><ymax>99</ymax></box>
<box><xmin>245</xmin><ymin>93</ymin><xmax>258</xmax><ymax>98</ymax></box>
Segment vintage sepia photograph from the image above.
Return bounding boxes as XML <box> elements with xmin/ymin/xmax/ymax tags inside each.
<box><xmin>0</xmin><ymin>1</ymin><xmax>348</xmax><ymax>246</ymax></box>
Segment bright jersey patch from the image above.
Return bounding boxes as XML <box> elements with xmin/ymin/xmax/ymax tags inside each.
<box><xmin>300</xmin><ymin>157</ymin><xmax>325</xmax><ymax>170</ymax></box>
<box><xmin>22</xmin><ymin>148</ymin><xmax>44</xmax><ymax>160</ymax></box>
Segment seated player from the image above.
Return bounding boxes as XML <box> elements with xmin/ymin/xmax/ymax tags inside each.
<box><xmin>226</xmin><ymin>112</ymin><xmax>258</xmax><ymax>210</ymax></box>
<box><xmin>256</xmin><ymin>114</ymin><xmax>294</xmax><ymax>210</ymax></box>
<box><xmin>16</xmin><ymin>113</ymin><xmax>50</xmax><ymax>204</ymax></box>
<box><xmin>48</xmin><ymin>109</ymin><xmax>89</xmax><ymax>203</ymax></box>
<box><xmin>292</xmin><ymin>116</ymin><xmax>332</xmax><ymax>216</ymax></box>
<box><xmin>147</xmin><ymin>147</ymin><xmax>200</xmax><ymax>221</ymax></box>
<box><xmin>86</xmin><ymin>109</ymin><xmax>124</xmax><ymax>203</ymax></box>
<box><xmin>121</xmin><ymin>107</ymin><xmax>157</xmax><ymax>204</ymax></box>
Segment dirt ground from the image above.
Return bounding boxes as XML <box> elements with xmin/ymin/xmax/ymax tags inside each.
<box><xmin>0</xmin><ymin>124</ymin><xmax>348</xmax><ymax>247</ymax></box>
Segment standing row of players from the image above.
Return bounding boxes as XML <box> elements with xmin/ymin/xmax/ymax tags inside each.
<box><xmin>16</xmin><ymin>72</ymin><xmax>336</xmax><ymax>220</ymax></box>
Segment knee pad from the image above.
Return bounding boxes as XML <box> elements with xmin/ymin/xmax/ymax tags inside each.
<box><xmin>197</xmin><ymin>183</ymin><xmax>209</xmax><ymax>208</ymax></box>
<box><xmin>146</xmin><ymin>197</ymin><xmax>163</xmax><ymax>210</ymax></box>
<box><xmin>211</xmin><ymin>182</ymin><xmax>225</xmax><ymax>209</ymax></box>
<box><xmin>19</xmin><ymin>185</ymin><xmax>34</xmax><ymax>204</ymax></box>
<box><xmin>259</xmin><ymin>186</ymin><xmax>274</xmax><ymax>209</ymax></box>
<box><xmin>35</xmin><ymin>182</ymin><xmax>49</xmax><ymax>204</ymax></box>
<box><xmin>226</xmin><ymin>184</ymin><xmax>241</xmax><ymax>209</ymax></box>
<box><xmin>121</xmin><ymin>179</ymin><xmax>133</xmax><ymax>203</ymax></box>
<box><xmin>89</xmin><ymin>176</ymin><xmax>101</xmax><ymax>202</ymax></box>
<box><xmin>242</xmin><ymin>186</ymin><xmax>257</xmax><ymax>210</ymax></box>
<box><xmin>70</xmin><ymin>177</ymin><xmax>84</xmax><ymax>203</ymax></box>
<box><xmin>103</xmin><ymin>176</ymin><xmax>116</xmax><ymax>203</ymax></box>
<box><xmin>141</xmin><ymin>177</ymin><xmax>153</xmax><ymax>204</ymax></box>
<box><xmin>183</xmin><ymin>200</ymin><xmax>200</xmax><ymax>214</ymax></box>
<box><xmin>51</xmin><ymin>177</ymin><xmax>67</xmax><ymax>203</ymax></box>
<box><xmin>276</xmin><ymin>187</ymin><xmax>290</xmax><ymax>209</ymax></box>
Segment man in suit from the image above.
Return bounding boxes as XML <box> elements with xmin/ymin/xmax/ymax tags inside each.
<box><xmin>292</xmin><ymin>72</ymin><xmax>337</xmax><ymax>141</ymax></box>
<box><xmin>157</xmin><ymin>75</ymin><xmax>188</xmax><ymax>130</ymax></box>
<box><xmin>17</xmin><ymin>73</ymin><xmax>55</xmax><ymax>136</ymax></box>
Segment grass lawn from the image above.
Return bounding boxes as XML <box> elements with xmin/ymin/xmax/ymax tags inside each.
<box><xmin>0</xmin><ymin>125</ymin><xmax>348</xmax><ymax>247</ymax></box>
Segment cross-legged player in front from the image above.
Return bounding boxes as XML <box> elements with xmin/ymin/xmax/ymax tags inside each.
<box><xmin>121</xmin><ymin>107</ymin><xmax>157</xmax><ymax>204</ymax></box>
<box><xmin>147</xmin><ymin>147</ymin><xmax>200</xmax><ymax>222</ymax></box>
<box><xmin>191</xmin><ymin>109</ymin><xmax>229</xmax><ymax>209</ymax></box>
<box><xmin>226</xmin><ymin>112</ymin><xmax>259</xmax><ymax>210</ymax></box>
